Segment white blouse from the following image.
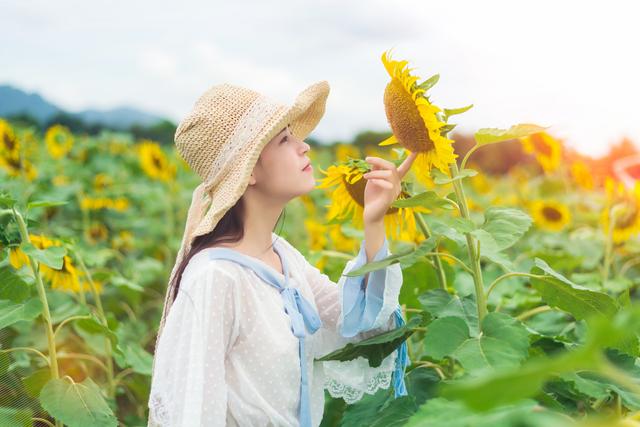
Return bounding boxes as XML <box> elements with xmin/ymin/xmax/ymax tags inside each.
<box><xmin>148</xmin><ymin>231</ymin><xmax>404</xmax><ymax>427</ymax></box>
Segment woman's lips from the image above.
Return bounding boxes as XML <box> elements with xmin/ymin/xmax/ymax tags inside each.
<box><xmin>303</xmin><ymin>164</ymin><xmax>313</xmax><ymax>172</ymax></box>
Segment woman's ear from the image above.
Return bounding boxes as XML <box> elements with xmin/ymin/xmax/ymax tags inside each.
<box><xmin>248</xmin><ymin>172</ymin><xmax>256</xmax><ymax>186</ymax></box>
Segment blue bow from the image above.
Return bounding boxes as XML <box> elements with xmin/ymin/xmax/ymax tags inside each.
<box><xmin>207</xmin><ymin>247</ymin><xmax>322</xmax><ymax>427</ymax></box>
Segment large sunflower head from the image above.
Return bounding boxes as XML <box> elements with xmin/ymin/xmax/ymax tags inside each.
<box><xmin>600</xmin><ymin>177</ymin><xmax>640</xmax><ymax>244</ymax></box>
<box><xmin>519</xmin><ymin>131</ymin><xmax>562</xmax><ymax>174</ymax></box>
<box><xmin>316</xmin><ymin>158</ymin><xmax>428</xmax><ymax>241</ymax></box>
<box><xmin>137</xmin><ymin>139</ymin><xmax>176</xmax><ymax>182</ymax></box>
<box><xmin>529</xmin><ymin>199</ymin><xmax>572</xmax><ymax>232</ymax></box>
<box><xmin>0</xmin><ymin>155</ymin><xmax>38</xmax><ymax>181</ymax></box>
<box><xmin>378</xmin><ymin>49</ymin><xmax>458</xmax><ymax>187</ymax></box>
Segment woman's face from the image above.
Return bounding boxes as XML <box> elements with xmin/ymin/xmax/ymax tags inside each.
<box><xmin>248</xmin><ymin>124</ymin><xmax>315</xmax><ymax>200</ymax></box>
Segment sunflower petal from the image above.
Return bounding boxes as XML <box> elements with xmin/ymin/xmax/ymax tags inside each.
<box><xmin>378</xmin><ymin>135</ymin><xmax>398</xmax><ymax>146</ymax></box>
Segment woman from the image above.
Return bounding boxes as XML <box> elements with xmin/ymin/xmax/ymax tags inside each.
<box><xmin>147</xmin><ymin>80</ymin><xmax>417</xmax><ymax>426</ymax></box>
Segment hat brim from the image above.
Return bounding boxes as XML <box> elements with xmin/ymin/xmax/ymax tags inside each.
<box><xmin>192</xmin><ymin>80</ymin><xmax>330</xmax><ymax>238</ymax></box>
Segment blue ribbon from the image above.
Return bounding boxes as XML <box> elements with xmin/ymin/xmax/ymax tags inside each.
<box><xmin>207</xmin><ymin>246</ymin><xmax>321</xmax><ymax>427</ymax></box>
<box><xmin>392</xmin><ymin>306</ymin><xmax>409</xmax><ymax>398</ymax></box>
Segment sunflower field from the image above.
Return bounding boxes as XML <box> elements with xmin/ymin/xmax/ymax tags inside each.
<box><xmin>1</xmin><ymin>49</ymin><xmax>640</xmax><ymax>427</ymax></box>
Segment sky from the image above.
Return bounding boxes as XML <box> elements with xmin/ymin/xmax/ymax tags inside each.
<box><xmin>2</xmin><ymin>0</ymin><xmax>639</xmax><ymax>158</ymax></box>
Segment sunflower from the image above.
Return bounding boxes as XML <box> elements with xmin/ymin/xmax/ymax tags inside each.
<box><xmin>570</xmin><ymin>160</ymin><xmax>594</xmax><ymax>190</ymax></box>
<box><xmin>137</xmin><ymin>139</ymin><xmax>176</xmax><ymax>182</ymax></box>
<box><xmin>529</xmin><ymin>199</ymin><xmax>571</xmax><ymax>232</ymax></box>
<box><xmin>52</xmin><ymin>175</ymin><xmax>70</xmax><ymax>187</ymax></box>
<box><xmin>0</xmin><ymin>154</ymin><xmax>38</xmax><ymax>181</ymax></box>
<box><xmin>93</xmin><ymin>173</ymin><xmax>114</xmax><ymax>192</ymax></box>
<box><xmin>377</xmin><ymin>49</ymin><xmax>458</xmax><ymax>187</ymax></box>
<box><xmin>80</xmin><ymin>196</ymin><xmax>130</xmax><ymax>212</ymax></box>
<box><xmin>304</xmin><ymin>219</ymin><xmax>329</xmax><ymax>251</ymax></box>
<box><xmin>9</xmin><ymin>234</ymin><xmax>92</xmax><ymax>293</ymax></box>
<box><xmin>88</xmin><ymin>222</ymin><xmax>109</xmax><ymax>243</ymax></box>
<box><xmin>335</xmin><ymin>143</ymin><xmax>360</xmax><ymax>162</ymax></box>
<box><xmin>519</xmin><ymin>131</ymin><xmax>561</xmax><ymax>174</ymax></box>
<box><xmin>0</xmin><ymin>119</ymin><xmax>20</xmax><ymax>160</ymax></box>
<box><xmin>45</xmin><ymin>124</ymin><xmax>74</xmax><ymax>159</ymax></box>
<box><xmin>111</xmin><ymin>230</ymin><xmax>134</xmax><ymax>252</ymax></box>
<box><xmin>600</xmin><ymin>177</ymin><xmax>640</xmax><ymax>244</ymax></box>
<box><xmin>316</xmin><ymin>159</ymin><xmax>428</xmax><ymax>241</ymax></box>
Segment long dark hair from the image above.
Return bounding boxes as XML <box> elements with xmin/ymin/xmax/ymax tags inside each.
<box><xmin>168</xmin><ymin>194</ymin><xmax>286</xmax><ymax>304</ymax></box>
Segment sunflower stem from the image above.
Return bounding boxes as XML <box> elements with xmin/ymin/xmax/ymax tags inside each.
<box><xmin>602</xmin><ymin>205</ymin><xmax>621</xmax><ymax>285</ymax></box>
<box><xmin>71</xmin><ymin>247</ymin><xmax>117</xmax><ymax>399</ymax></box>
<box><xmin>413</xmin><ymin>211</ymin><xmax>447</xmax><ymax>290</ymax></box>
<box><xmin>447</xmin><ymin>161</ymin><xmax>488</xmax><ymax>326</ymax></box>
<box><xmin>12</xmin><ymin>208</ymin><xmax>63</xmax><ymax>427</ymax></box>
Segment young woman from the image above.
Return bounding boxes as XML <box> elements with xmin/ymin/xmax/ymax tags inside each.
<box><xmin>147</xmin><ymin>80</ymin><xmax>417</xmax><ymax>427</ymax></box>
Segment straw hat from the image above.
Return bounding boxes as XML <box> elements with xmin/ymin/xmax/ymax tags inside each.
<box><xmin>151</xmin><ymin>80</ymin><xmax>330</xmax><ymax>362</ymax></box>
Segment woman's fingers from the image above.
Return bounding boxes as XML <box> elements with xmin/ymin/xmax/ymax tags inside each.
<box><xmin>397</xmin><ymin>152</ymin><xmax>419</xmax><ymax>178</ymax></box>
<box><xmin>363</xmin><ymin>169</ymin><xmax>392</xmax><ymax>179</ymax></box>
<box><xmin>365</xmin><ymin>156</ymin><xmax>396</xmax><ymax>171</ymax></box>
<box><xmin>369</xmin><ymin>178</ymin><xmax>393</xmax><ymax>189</ymax></box>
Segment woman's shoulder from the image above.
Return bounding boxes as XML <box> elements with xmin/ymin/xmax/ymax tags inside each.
<box><xmin>181</xmin><ymin>248</ymin><xmax>243</xmax><ymax>287</ymax></box>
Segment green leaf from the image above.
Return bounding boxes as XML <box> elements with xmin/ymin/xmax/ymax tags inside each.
<box><xmin>469</xmin><ymin>229</ymin><xmax>514</xmax><ymax>272</ymax></box>
<box><xmin>121</xmin><ymin>344</ymin><xmax>153</xmax><ymax>376</ymax></box>
<box><xmin>424</xmin><ymin>313</ymin><xmax>530</xmax><ymax>376</ymax></box>
<box><xmin>74</xmin><ymin>314</ymin><xmax>120</xmax><ymax>350</ymax></box>
<box><xmin>0</xmin><ymin>266</ymin><xmax>31</xmax><ymax>302</ymax></box>
<box><xmin>474</xmin><ymin>123</ymin><xmax>547</xmax><ymax>146</ymax></box>
<box><xmin>0</xmin><ymin>298</ymin><xmax>42</xmax><ymax>329</ymax></box>
<box><xmin>22</xmin><ymin>368</ymin><xmax>52</xmax><ymax>398</ymax></box>
<box><xmin>443</xmin><ymin>104</ymin><xmax>473</xmax><ymax>118</ymax></box>
<box><xmin>417</xmin><ymin>74</ymin><xmax>439</xmax><ymax>92</ymax></box>
<box><xmin>419</xmin><ymin>289</ymin><xmax>479</xmax><ymax>336</ymax></box>
<box><xmin>0</xmin><ymin>407</ymin><xmax>33</xmax><ymax>427</ymax></box>
<box><xmin>391</xmin><ymin>191</ymin><xmax>454</xmax><ymax>210</ymax></box>
<box><xmin>21</xmin><ymin>243</ymin><xmax>66</xmax><ymax>270</ymax></box>
<box><xmin>480</xmin><ymin>207</ymin><xmax>532</xmax><ymax>251</ymax></box>
<box><xmin>431</xmin><ymin>168</ymin><xmax>477</xmax><ymax>185</ymax></box>
<box><xmin>317</xmin><ymin>315</ymin><xmax>426</xmax><ymax>367</ymax></box>
<box><xmin>404</xmin><ymin>397</ymin><xmax>569</xmax><ymax>427</ymax></box>
<box><xmin>27</xmin><ymin>200</ymin><xmax>69</xmax><ymax>209</ymax></box>
<box><xmin>530</xmin><ymin>258</ymin><xmax>619</xmax><ymax>321</ymax></box>
<box><xmin>345</xmin><ymin>237</ymin><xmax>438</xmax><ymax>276</ymax></box>
<box><xmin>39</xmin><ymin>377</ymin><xmax>118</xmax><ymax>427</ymax></box>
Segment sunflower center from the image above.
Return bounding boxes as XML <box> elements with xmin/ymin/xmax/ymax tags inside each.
<box><xmin>384</xmin><ymin>79</ymin><xmax>433</xmax><ymax>153</ymax></box>
<box><xmin>530</xmin><ymin>134</ymin><xmax>553</xmax><ymax>158</ymax></box>
<box><xmin>614</xmin><ymin>203</ymin><xmax>638</xmax><ymax>229</ymax></box>
<box><xmin>3</xmin><ymin>133</ymin><xmax>16</xmax><ymax>151</ymax></box>
<box><xmin>342</xmin><ymin>172</ymin><xmax>400</xmax><ymax>215</ymax></box>
<box><xmin>152</xmin><ymin>154</ymin><xmax>163</xmax><ymax>170</ymax></box>
<box><xmin>542</xmin><ymin>206</ymin><xmax>562</xmax><ymax>222</ymax></box>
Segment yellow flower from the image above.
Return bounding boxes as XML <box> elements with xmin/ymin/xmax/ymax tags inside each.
<box><xmin>570</xmin><ymin>160</ymin><xmax>594</xmax><ymax>190</ymax></box>
<box><xmin>0</xmin><ymin>155</ymin><xmax>38</xmax><ymax>180</ymax></box>
<box><xmin>335</xmin><ymin>143</ymin><xmax>360</xmax><ymax>162</ymax></box>
<box><xmin>52</xmin><ymin>175</ymin><xmax>70</xmax><ymax>187</ymax></box>
<box><xmin>9</xmin><ymin>234</ymin><xmax>92</xmax><ymax>293</ymax></box>
<box><xmin>519</xmin><ymin>131</ymin><xmax>561</xmax><ymax>174</ymax></box>
<box><xmin>137</xmin><ymin>139</ymin><xmax>176</xmax><ymax>182</ymax></box>
<box><xmin>600</xmin><ymin>177</ymin><xmax>640</xmax><ymax>244</ymax></box>
<box><xmin>88</xmin><ymin>222</ymin><xmax>109</xmax><ymax>243</ymax></box>
<box><xmin>0</xmin><ymin>119</ymin><xmax>20</xmax><ymax>160</ymax></box>
<box><xmin>93</xmin><ymin>173</ymin><xmax>114</xmax><ymax>192</ymax></box>
<box><xmin>111</xmin><ymin>230</ymin><xmax>134</xmax><ymax>252</ymax></box>
<box><xmin>316</xmin><ymin>159</ymin><xmax>427</xmax><ymax>241</ymax></box>
<box><xmin>529</xmin><ymin>199</ymin><xmax>571</xmax><ymax>232</ymax></box>
<box><xmin>304</xmin><ymin>219</ymin><xmax>329</xmax><ymax>251</ymax></box>
<box><xmin>80</xmin><ymin>196</ymin><xmax>130</xmax><ymax>211</ymax></box>
<box><xmin>45</xmin><ymin>124</ymin><xmax>74</xmax><ymax>159</ymax></box>
<box><xmin>378</xmin><ymin>49</ymin><xmax>458</xmax><ymax>187</ymax></box>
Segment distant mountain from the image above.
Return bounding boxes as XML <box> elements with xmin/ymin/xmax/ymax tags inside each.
<box><xmin>0</xmin><ymin>84</ymin><xmax>168</xmax><ymax>130</ymax></box>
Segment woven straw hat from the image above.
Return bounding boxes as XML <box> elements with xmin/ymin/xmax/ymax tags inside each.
<box><xmin>151</xmin><ymin>80</ymin><xmax>330</xmax><ymax>363</ymax></box>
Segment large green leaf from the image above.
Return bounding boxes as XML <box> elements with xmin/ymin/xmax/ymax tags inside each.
<box><xmin>0</xmin><ymin>266</ymin><xmax>31</xmax><ymax>302</ymax></box>
<box><xmin>424</xmin><ymin>313</ymin><xmax>530</xmax><ymax>376</ymax></box>
<box><xmin>431</xmin><ymin>168</ymin><xmax>478</xmax><ymax>185</ymax></box>
<box><xmin>441</xmin><ymin>305</ymin><xmax>640</xmax><ymax>411</ymax></box>
<box><xmin>530</xmin><ymin>258</ymin><xmax>619</xmax><ymax>321</ymax></box>
<box><xmin>419</xmin><ymin>289</ymin><xmax>479</xmax><ymax>336</ymax></box>
<box><xmin>317</xmin><ymin>315</ymin><xmax>426</xmax><ymax>368</ymax></box>
<box><xmin>0</xmin><ymin>298</ymin><xmax>42</xmax><ymax>329</ymax></box>
<box><xmin>480</xmin><ymin>207</ymin><xmax>532</xmax><ymax>250</ymax></box>
<box><xmin>469</xmin><ymin>229</ymin><xmax>514</xmax><ymax>271</ymax></box>
<box><xmin>39</xmin><ymin>377</ymin><xmax>118</xmax><ymax>427</ymax></box>
<box><xmin>404</xmin><ymin>397</ymin><xmax>569</xmax><ymax>427</ymax></box>
<box><xmin>474</xmin><ymin>123</ymin><xmax>547</xmax><ymax>146</ymax></box>
<box><xmin>21</xmin><ymin>243</ymin><xmax>66</xmax><ymax>270</ymax></box>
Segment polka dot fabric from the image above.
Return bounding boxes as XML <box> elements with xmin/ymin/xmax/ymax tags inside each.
<box><xmin>147</xmin><ymin>232</ymin><xmax>403</xmax><ymax>426</ymax></box>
